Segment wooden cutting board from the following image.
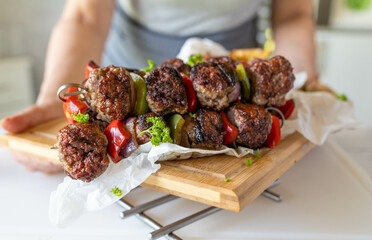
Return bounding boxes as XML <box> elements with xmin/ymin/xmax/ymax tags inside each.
<box><xmin>0</xmin><ymin>118</ymin><xmax>314</xmax><ymax>212</ymax></box>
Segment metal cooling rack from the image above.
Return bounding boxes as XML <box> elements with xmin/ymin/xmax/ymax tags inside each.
<box><xmin>116</xmin><ymin>179</ymin><xmax>282</xmax><ymax>240</ymax></box>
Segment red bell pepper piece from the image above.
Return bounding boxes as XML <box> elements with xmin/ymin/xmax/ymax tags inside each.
<box><xmin>104</xmin><ymin>120</ymin><xmax>132</xmax><ymax>163</ymax></box>
<box><xmin>277</xmin><ymin>99</ymin><xmax>295</xmax><ymax>119</ymax></box>
<box><xmin>220</xmin><ymin>112</ymin><xmax>239</xmax><ymax>146</ymax></box>
<box><xmin>63</xmin><ymin>87</ymin><xmax>88</xmax><ymax>124</ymax></box>
<box><xmin>63</xmin><ymin>103</ymin><xmax>75</xmax><ymax>124</ymax></box>
<box><xmin>85</xmin><ymin>60</ymin><xmax>99</xmax><ymax>79</ymax></box>
<box><xmin>264</xmin><ymin>115</ymin><xmax>281</xmax><ymax>149</ymax></box>
<box><xmin>180</xmin><ymin>73</ymin><xmax>197</xmax><ymax>112</ymax></box>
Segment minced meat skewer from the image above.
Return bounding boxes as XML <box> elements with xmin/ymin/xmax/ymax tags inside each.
<box><xmin>227</xmin><ymin>103</ymin><xmax>272</xmax><ymax>149</ymax></box>
<box><xmin>181</xmin><ymin>109</ymin><xmax>225</xmax><ymax>150</ymax></box>
<box><xmin>135</xmin><ymin>112</ymin><xmax>166</xmax><ymax>145</ymax></box>
<box><xmin>205</xmin><ymin>56</ymin><xmax>235</xmax><ymax>66</ymax></box>
<box><xmin>57</xmin><ymin>123</ymin><xmax>109</xmax><ymax>182</ymax></box>
<box><xmin>190</xmin><ymin>62</ymin><xmax>240</xmax><ymax>111</ymax></box>
<box><xmin>84</xmin><ymin>65</ymin><xmax>135</xmax><ymax>122</ymax></box>
<box><xmin>246</xmin><ymin>55</ymin><xmax>295</xmax><ymax>107</ymax></box>
<box><xmin>85</xmin><ymin>109</ymin><xmax>109</xmax><ymax>131</ymax></box>
<box><xmin>145</xmin><ymin>66</ymin><xmax>188</xmax><ymax>115</ymax></box>
<box><xmin>158</xmin><ymin>58</ymin><xmax>191</xmax><ymax>75</ymax></box>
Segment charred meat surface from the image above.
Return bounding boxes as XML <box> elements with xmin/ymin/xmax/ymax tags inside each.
<box><xmin>85</xmin><ymin>109</ymin><xmax>109</xmax><ymax>131</ymax></box>
<box><xmin>190</xmin><ymin>62</ymin><xmax>239</xmax><ymax>111</ymax></box>
<box><xmin>145</xmin><ymin>66</ymin><xmax>188</xmax><ymax>115</ymax></box>
<box><xmin>181</xmin><ymin>109</ymin><xmax>224</xmax><ymax>150</ymax></box>
<box><xmin>246</xmin><ymin>55</ymin><xmax>295</xmax><ymax>107</ymax></box>
<box><xmin>135</xmin><ymin>112</ymin><xmax>165</xmax><ymax>145</ymax></box>
<box><xmin>127</xmin><ymin>68</ymin><xmax>146</xmax><ymax>79</ymax></box>
<box><xmin>84</xmin><ymin>65</ymin><xmax>135</xmax><ymax>122</ymax></box>
<box><xmin>57</xmin><ymin>123</ymin><xmax>109</xmax><ymax>182</ymax></box>
<box><xmin>228</xmin><ymin>103</ymin><xmax>272</xmax><ymax>149</ymax></box>
<box><xmin>205</xmin><ymin>56</ymin><xmax>235</xmax><ymax>66</ymax></box>
<box><xmin>158</xmin><ymin>58</ymin><xmax>191</xmax><ymax>74</ymax></box>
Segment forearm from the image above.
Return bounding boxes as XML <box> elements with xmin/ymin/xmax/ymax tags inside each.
<box><xmin>36</xmin><ymin>0</ymin><xmax>115</xmax><ymax>106</ymax></box>
<box><xmin>37</xmin><ymin>21</ymin><xmax>105</xmax><ymax>105</ymax></box>
<box><xmin>271</xmin><ymin>0</ymin><xmax>317</xmax><ymax>82</ymax></box>
<box><xmin>273</xmin><ymin>15</ymin><xmax>317</xmax><ymax>79</ymax></box>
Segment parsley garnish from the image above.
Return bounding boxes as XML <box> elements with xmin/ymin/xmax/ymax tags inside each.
<box><xmin>139</xmin><ymin>117</ymin><xmax>173</xmax><ymax>146</ymax></box>
<box><xmin>224</xmin><ymin>178</ymin><xmax>231</xmax><ymax>182</ymax></box>
<box><xmin>189</xmin><ymin>112</ymin><xmax>196</xmax><ymax>118</ymax></box>
<box><xmin>245</xmin><ymin>158</ymin><xmax>252</xmax><ymax>166</ymax></box>
<box><xmin>72</xmin><ymin>111</ymin><xmax>89</xmax><ymax>123</ymax></box>
<box><xmin>142</xmin><ymin>59</ymin><xmax>156</xmax><ymax>72</ymax></box>
<box><xmin>245</xmin><ymin>148</ymin><xmax>252</xmax><ymax>152</ymax></box>
<box><xmin>253</xmin><ymin>149</ymin><xmax>261</xmax><ymax>159</ymax></box>
<box><xmin>188</xmin><ymin>53</ymin><xmax>203</xmax><ymax>67</ymax></box>
<box><xmin>111</xmin><ymin>186</ymin><xmax>122</xmax><ymax>197</ymax></box>
<box><xmin>335</xmin><ymin>93</ymin><xmax>347</xmax><ymax>101</ymax></box>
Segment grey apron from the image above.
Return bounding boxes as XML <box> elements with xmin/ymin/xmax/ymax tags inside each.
<box><xmin>102</xmin><ymin>4</ymin><xmax>258</xmax><ymax>68</ymax></box>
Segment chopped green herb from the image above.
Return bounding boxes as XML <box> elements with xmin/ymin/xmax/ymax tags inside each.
<box><xmin>111</xmin><ymin>186</ymin><xmax>122</xmax><ymax>197</ymax></box>
<box><xmin>224</xmin><ymin>178</ymin><xmax>231</xmax><ymax>182</ymax></box>
<box><xmin>245</xmin><ymin>148</ymin><xmax>252</xmax><ymax>152</ymax></box>
<box><xmin>253</xmin><ymin>149</ymin><xmax>261</xmax><ymax>159</ymax></box>
<box><xmin>245</xmin><ymin>158</ymin><xmax>252</xmax><ymax>166</ymax></box>
<box><xmin>72</xmin><ymin>111</ymin><xmax>89</xmax><ymax>123</ymax></box>
<box><xmin>142</xmin><ymin>59</ymin><xmax>156</xmax><ymax>72</ymax></box>
<box><xmin>139</xmin><ymin>116</ymin><xmax>173</xmax><ymax>146</ymax></box>
<box><xmin>335</xmin><ymin>93</ymin><xmax>347</xmax><ymax>101</ymax></box>
<box><xmin>188</xmin><ymin>53</ymin><xmax>203</xmax><ymax>67</ymax></box>
<box><xmin>189</xmin><ymin>112</ymin><xmax>196</xmax><ymax>118</ymax></box>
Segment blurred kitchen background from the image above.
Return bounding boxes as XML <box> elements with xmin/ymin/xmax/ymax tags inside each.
<box><xmin>0</xmin><ymin>0</ymin><xmax>371</xmax><ymax>126</ymax></box>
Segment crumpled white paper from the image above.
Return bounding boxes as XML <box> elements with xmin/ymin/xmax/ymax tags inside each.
<box><xmin>49</xmin><ymin>38</ymin><xmax>358</xmax><ymax>227</ymax></box>
<box><xmin>177</xmin><ymin>38</ymin><xmax>229</xmax><ymax>63</ymax></box>
<box><xmin>283</xmin><ymin>90</ymin><xmax>359</xmax><ymax>144</ymax></box>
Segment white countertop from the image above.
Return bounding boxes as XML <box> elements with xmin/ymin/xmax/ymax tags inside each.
<box><xmin>0</xmin><ymin>128</ymin><xmax>371</xmax><ymax>240</ymax></box>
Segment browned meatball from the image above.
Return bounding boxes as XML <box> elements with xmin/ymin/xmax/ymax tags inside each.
<box><xmin>135</xmin><ymin>112</ymin><xmax>166</xmax><ymax>145</ymax></box>
<box><xmin>205</xmin><ymin>56</ymin><xmax>235</xmax><ymax>66</ymax></box>
<box><xmin>246</xmin><ymin>55</ymin><xmax>295</xmax><ymax>107</ymax></box>
<box><xmin>57</xmin><ymin>123</ymin><xmax>109</xmax><ymax>182</ymax></box>
<box><xmin>85</xmin><ymin>109</ymin><xmax>109</xmax><ymax>131</ymax></box>
<box><xmin>227</xmin><ymin>103</ymin><xmax>272</xmax><ymax>149</ymax></box>
<box><xmin>84</xmin><ymin>65</ymin><xmax>135</xmax><ymax>122</ymax></box>
<box><xmin>158</xmin><ymin>58</ymin><xmax>191</xmax><ymax>74</ymax></box>
<box><xmin>190</xmin><ymin>62</ymin><xmax>240</xmax><ymax>111</ymax></box>
<box><xmin>181</xmin><ymin>109</ymin><xmax>224</xmax><ymax>150</ymax></box>
<box><xmin>145</xmin><ymin>66</ymin><xmax>188</xmax><ymax>115</ymax></box>
<box><xmin>245</xmin><ymin>58</ymin><xmax>265</xmax><ymax>68</ymax></box>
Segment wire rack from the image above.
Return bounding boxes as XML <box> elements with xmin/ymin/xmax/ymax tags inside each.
<box><xmin>117</xmin><ymin>179</ymin><xmax>282</xmax><ymax>240</ymax></box>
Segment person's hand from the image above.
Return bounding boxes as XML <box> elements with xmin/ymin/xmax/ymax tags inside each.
<box><xmin>1</xmin><ymin>101</ymin><xmax>64</xmax><ymax>174</ymax></box>
<box><xmin>303</xmin><ymin>74</ymin><xmax>334</xmax><ymax>94</ymax></box>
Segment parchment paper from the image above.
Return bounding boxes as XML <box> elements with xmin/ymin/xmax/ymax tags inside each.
<box><xmin>49</xmin><ymin>38</ymin><xmax>358</xmax><ymax>227</ymax></box>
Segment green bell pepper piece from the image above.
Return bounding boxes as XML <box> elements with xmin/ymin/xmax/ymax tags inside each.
<box><xmin>168</xmin><ymin>114</ymin><xmax>185</xmax><ymax>145</ymax></box>
<box><xmin>236</xmin><ymin>63</ymin><xmax>251</xmax><ymax>101</ymax></box>
<box><xmin>130</xmin><ymin>73</ymin><xmax>149</xmax><ymax>116</ymax></box>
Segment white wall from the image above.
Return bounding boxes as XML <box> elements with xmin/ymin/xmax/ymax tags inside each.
<box><xmin>0</xmin><ymin>0</ymin><xmax>65</xmax><ymax>98</ymax></box>
<box><xmin>316</xmin><ymin>29</ymin><xmax>372</xmax><ymax>126</ymax></box>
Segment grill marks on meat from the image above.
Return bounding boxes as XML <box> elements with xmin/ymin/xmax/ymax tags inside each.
<box><xmin>145</xmin><ymin>67</ymin><xmax>188</xmax><ymax>115</ymax></box>
<box><xmin>191</xmin><ymin>62</ymin><xmax>239</xmax><ymax>111</ymax></box>
<box><xmin>84</xmin><ymin>65</ymin><xmax>135</xmax><ymax>122</ymax></box>
<box><xmin>57</xmin><ymin>123</ymin><xmax>109</xmax><ymax>182</ymax></box>
<box><xmin>205</xmin><ymin>56</ymin><xmax>235</xmax><ymax>66</ymax></box>
<box><xmin>158</xmin><ymin>58</ymin><xmax>191</xmax><ymax>74</ymax></box>
<box><xmin>181</xmin><ymin>109</ymin><xmax>224</xmax><ymax>150</ymax></box>
<box><xmin>246</xmin><ymin>55</ymin><xmax>295</xmax><ymax>107</ymax></box>
<box><xmin>228</xmin><ymin>103</ymin><xmax>272</xmax><ymax>149</ymax></box>
<box><xmin>86</xmin><ymin>109</ymin><xmax>109</xmax><ymax>131</ymax></box>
